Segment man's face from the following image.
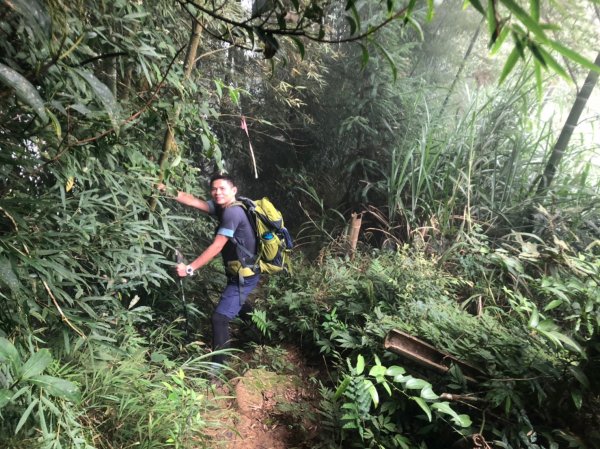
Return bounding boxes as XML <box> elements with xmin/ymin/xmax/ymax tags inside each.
<box><xmin>210</xmin><ymin>179</ymin><xmax>237</xmax><ymax>206</ymax></box>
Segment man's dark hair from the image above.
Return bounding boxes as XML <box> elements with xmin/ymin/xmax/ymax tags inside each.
<box><xmin>209</xmin><ymin>173</ymin><xmax>236</xmax><ymax>187</ymax></box>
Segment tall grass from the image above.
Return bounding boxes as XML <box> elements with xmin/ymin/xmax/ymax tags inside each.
<box><xmin>356</xmin><ymin>70</ymin><xmax>599</xmax><ymax>243</ymax></box>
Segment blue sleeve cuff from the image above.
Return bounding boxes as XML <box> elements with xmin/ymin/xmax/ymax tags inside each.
<box><xmin>216</xmin><ymin>227</ymin><xmax>234</xmax><ymax>238</ymax></box>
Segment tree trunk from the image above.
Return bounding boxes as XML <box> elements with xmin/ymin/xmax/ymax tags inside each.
<box><xmin>437</xmin><ymin>17</ymin><xmax>484</xmax><ymax>118</ymax></box>
<box><xmin>535</xmin><ymin>51</ymin><xmax>600</xmax><ymax>197</ymax></box>
<box><xmin>149</xmin><ymin>19</ymin><xmax>203</xmax><ymax>211</ymax></box>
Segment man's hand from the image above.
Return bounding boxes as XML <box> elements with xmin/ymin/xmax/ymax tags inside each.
<box><xmin>176</xmin><ymin>263</ymin><xmax>188</xmax><ymax>277</ymax></box>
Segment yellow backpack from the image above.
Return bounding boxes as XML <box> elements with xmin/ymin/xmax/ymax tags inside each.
<box><xmin>234</xmin><ymin>197</ymin><xmax>293</xmax><ymax>275</ymax></box>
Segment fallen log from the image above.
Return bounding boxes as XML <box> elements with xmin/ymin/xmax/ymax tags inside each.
<box><xmin>384</xmin><ymin>329</ymin><xmax>482</xmax><ymax>383</ymax></box>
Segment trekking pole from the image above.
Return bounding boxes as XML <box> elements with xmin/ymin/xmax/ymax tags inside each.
<box><xmin>175</xmin><ymin>249</ymin><xmax>190</xmax><ymax>336</ymax></box>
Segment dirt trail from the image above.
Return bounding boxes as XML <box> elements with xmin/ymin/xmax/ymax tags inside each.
<box><xmin>204</xmin><ymin>347</ymin><xmax>321</xmax><ymax>449</ymax></box>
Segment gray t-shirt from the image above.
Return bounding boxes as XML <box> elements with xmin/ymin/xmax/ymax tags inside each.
<box><xmin>208</xmin><ymin>200</ymin><xmax>256</xmax><ymax>266</ymax></box>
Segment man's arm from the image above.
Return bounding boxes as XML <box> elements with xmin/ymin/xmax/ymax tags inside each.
<box><xmin>157</xmin><ymin>183</ymin><xmax>212</xmax><ymax>213</ymax></box>
<box><xmin>176</xmin><ymin>234</ymin><xmax>228</xmax><ymax>277</ymax></box>
<box><xmin>174</xmin><ymin>191</ymin><xmax>211</xmax><ymax>213</ymax></box>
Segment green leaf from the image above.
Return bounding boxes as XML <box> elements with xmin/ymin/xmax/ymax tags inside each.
<box><xmin>405</xmin><ymin>15</ymin><xmax>424</xmax><ymax>41</ymax></box>
<box><xmin>0</xmin><ymin>389</ymin><xmax>13</xmax><ymax>409</ymax></box>
<box><xmin>9</xmin><ymin>0</ymin><xmax>51</xmax><ymax>40</ymax></box>
<box><xmin>28</xmin><ymin>375</ymin><xmax>81</xmax><ymax>402</ymax></box>
<box><xmin>75</xmin><ymin>69</ymin><xmax>121</xmax><ymax>131</ymax></box>
<box><xmin>369</xmin><ymin>365</ymin><xmax>387</xmax><ymax>378</ymax></box>
<box><xmin>0</xmin><ymin>63</ymin><xmax>48</xmax><ymax>123</ymax></box>
<box><xmin>0</xmin><ymin>257</ymin><xmax>21</xmax><ymax>292</ymax></box>
<box><xmin>489</xmin><ymin>25</ymin><xmax>510</xmax><ymax>54</ymax></box>
<box><xmin>498</xmin><ymin>46</ymin><xmax>521</xmax><ymax>84</ymax></box>
<box><xmin>214</xmin><ymin>79</ymin><xmax>223</xmax><ymax>99</ymax></box>
<box><xmin>345</xmin><ymin>15</ymin><xmax>357</xmax><ymax>36</ymax></box>
<box><xmin>544</xmin><ymin>299</ymin><xmax>563</xmax><ymax>311</ymax></box>
<box><xmin>355</xmin><ymin>354</ymin><xmax>365</xmax><ymax>375</ymax></box>
<box><xmin>228</xmin><ymin>88</ymin><xmax>240</xmax><ymax>106</ymax></box>
<box><xmin>530</xmin><ymin>0</ymin><xmax>540</xmax><ymax>22</ymax></box>
<box><xmin>385</xmin><ymin>365</ymin><xmax>406</xmax><ymax>377</ymax></box>
<box><xmin>365</xmin><ymin>379</ymin><xmax>379</xmax><ymax>407</ymax></box>
<box><xmin>534</xmin><ymin>61</ymin><xmax>542</xmax><ymax>100</ymax></box>
<box><xmin>529</xmin><ymin>307</ymin><xmax>539</xmax><ymax>328</ymax></box>
<box><xmin>334</xmin><ymin>376</ymin><xmax>351</xmax><ymax>400</ymax></box>
<box><xmin>486</xmin><ymin>0</ymin><xmax>497</xmax><ymax>43</ymax></box>
<box><xmin>170</xmin><ymin>155</ymin><xmax>181</xmax><ymax>168</ymax></box>
<box><xmin>420</xmin><ymin>386</ymin><xmax>439</xmax><ymax>400</ymax></box>
<box><xmin>571</xmin><ymin>390</ymin><xmax>583</xmax><ymax>410</ymax></box>
<box><xmin>431</xmin><ymin>402</ymin><xmax>472</xmax><ymax>427</ymax></box>
<box><xmin>404</xmin><ymin>0</ymin><xmax>417</xmax><ymax>23</ymax></box>
<box><xmin>568</xmin><ymin>366</ymin><xmax>590</xmax><ymax>389</ymax></box>
<box><xmin>15</xmin><ymin>398</ymin><xmax>38</xmax><ymax>434</ymax></box>
<box><xmin>426</xmin><ymin>0</ymin><xmax>434</xmax><ymax>21</ymax></box>
<box><xmin>373</xmin><ymin>41</ymin><xmax>397</xmax><ymax>82</ymax></box>
<box><xmin>21</xmin><ymin>349</ymin><xmax>52</xmax><ymax>380</ymax></box>
<box><xmin>290</xmin><ymin>36</ymin><xmax>305</xmax><ymax>60</ymax></box>
<box><xmin>0</xmin><ymin>337</ymin><xmax>21</xmax><ymax>367</ymax></box>
<box><xmin>413</xmin><ymin>397</ymin><xmax>432</xmax><ymax>421</ymax></box>
<box><xmin>405</xmin><ymin>378</ymin><xmax>430</xmax><ymax>390</ymax></box>
<box><xmin>358</xmin><ymin>43</ymin><xmax>369</xmax><ymax>69</ymax></box>
<box><xmin>501</xmin><ymin>0</ymin><xmax>548</xmax><ymax>43</ymax></box>
<box><xmin>466</xmin><ymin>0</ymin><xmax>485</xmax><ymax>15</ymax></box>
<box><xmin>547</xmin><ymin>40</ymin><xmax>600</xmax><ymax>74</ymax></box>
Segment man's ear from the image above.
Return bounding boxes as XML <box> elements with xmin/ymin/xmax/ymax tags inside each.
<box><xmin>232</xmin><ymin>186</ymin><xmax>238</xmax><ymax>195</ymax></box>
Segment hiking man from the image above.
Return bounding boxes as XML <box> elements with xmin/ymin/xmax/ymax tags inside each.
<box><xmin>159</xmin><ymin>174</ymin><xmax>259</xmax><ymax>365</ymax></box>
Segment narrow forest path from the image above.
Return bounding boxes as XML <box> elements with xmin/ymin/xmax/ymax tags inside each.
<box><xmin>202</xmin><ymin>346</ymin><xmax>322</xmax><ymax>449</ymax></box>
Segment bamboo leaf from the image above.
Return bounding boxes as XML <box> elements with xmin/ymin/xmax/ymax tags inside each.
<box><xmin>290</xmin><ymin>36</ymin><xmax>305</xmax><ymax>59</ymax></box>
<box><xmin>534</xmin><ymin>61</ymin><xmax>542</xmax><ymax>100</ymax></box>
<box><xmin>465</xmin><ymin>0</ymin><xmax>485</xmax><ymax>15</ymax></box>
<box><xmin>21</xmin><ymin>349</ymin><xmax>52</xmax><ymax>380</ymax></box>
<box><xmin>0</xmin><ymin>389</ymin><xmax>12</xmax><ymax>409</ymax></box>
<box><xmin>0</xmin><ymin>63</ymin><xmax>48</xmax><ymax>123</ymax></box>
<box><xmin>373</xmin><ymin>41</ymin><xmax>397</xmax><ymax>82</ymax></box>
<box><xmin>15</xmin><ymin>398</ymin><xmax>38</xmax><ymax>434</ymax></box>
<box><xmin>501</xmin><ymin>0</ymin><xmax>548</xmax><ymax>43</ymax></box>
<box><xmin>0</xmin><ymin>337</ymin><xmax>21</xmax><ymax>367</ymax></box>
<box><xmin>346</xmin><ymin>15</ymin><xmax>357</xmax><ymax>36</ymax></box>
<box><xmin>536</xmin><ymin>46</ymin><xmax>571</xmax><ymax>82</ymax></box>
<box><xmin>0</xmin><ymin>257</ymin><xmax>21</xmax><ymax>292</ymax></box>
<box><xmin>547</xmin><ymin>40</ymin><xmax>600</xmax><ymax>74</ymax></box>
<box><xmin>426</xmin><ymin>0</ymin><xmax>434</xmax><ymax>21</ymax></box>
<box><xmin>568</xmin><ymin>366</ymin><xmax>590</xmax><ymax>389</ymax></box>
<box><xmin>530</xmin><ymin>0</ymin><xmax>540</xmax><ymax>22</ymax></box>
<box><xmin>486</xmin><ymin>0</ymin><xmax>497</xmax><ymax>42</ymax></box>
<box><xmin>9</xmin><ymin>0</ymin><xmax>51</xmax><ymax>40</ymax></box>
<box><xmin>29</xmin><ymin>375</ymin><xmax>81</xmax><ymax>402</ymax></box>
<box><xmin>358</xmin><ymin>43</ymin><xmax>369</xmax><ymax>69</ymax></box>
<box><xmin>498</xmin><ymin>46</ymin><xmax>521</xmax><ymax>84</ymax></box>
<box><xmin>75</xmin><ymin>69</ymin><xmax>121</xmax><ymax>131</ymax></box>
<box><xmin>489</xmin><ymin>24</ymin><xmax>510</xmax><ymax>54</ymax></box>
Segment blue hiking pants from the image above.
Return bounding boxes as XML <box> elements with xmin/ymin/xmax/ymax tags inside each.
<box><xmin>212</xmin><ymin>274</ymin><xmax>260</xmax><ymax>364</ymax></box>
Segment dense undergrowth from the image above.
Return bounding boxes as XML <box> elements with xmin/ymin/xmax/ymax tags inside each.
<box><xmin>255</xmin><ymin>231</ymin><xmax>600</xmax><ymax>449</ymax></box>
